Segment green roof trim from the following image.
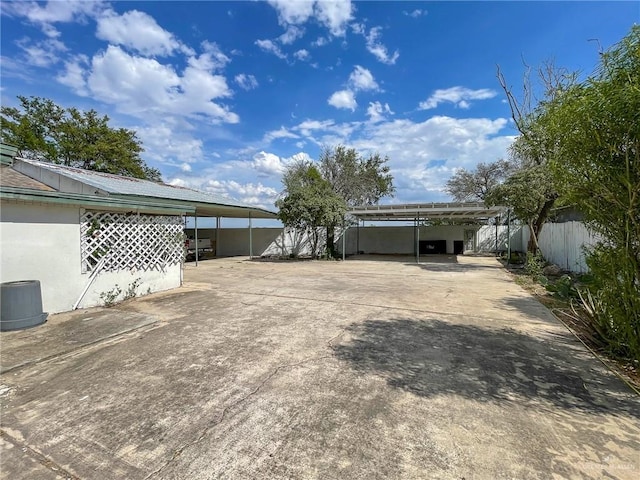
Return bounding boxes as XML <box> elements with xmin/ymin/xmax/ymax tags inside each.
<box><xmin>0</xmin><ymin>186</ymin><xmax>194</xmax><ymax>215</ymax></box>
<box><xmin>0</xmin><ymin>144</ymin><xmax>19</xmax><ymax>166</ymax></box>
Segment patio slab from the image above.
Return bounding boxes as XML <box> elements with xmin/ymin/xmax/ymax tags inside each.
<box><xmin>1</xmin><ymin>256</ymin><xmax>638</xmax><ymax>479</ymax></box>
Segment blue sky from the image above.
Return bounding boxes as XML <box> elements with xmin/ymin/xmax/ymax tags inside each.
<box><xmin>2</xmin><ymin>1</ymin><xmax>638</xmax><ymax>214</ymax></box>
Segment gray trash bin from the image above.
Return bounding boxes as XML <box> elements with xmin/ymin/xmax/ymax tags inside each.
<box><xmin>1</xmin><ymin>280</ymin><xmax>48</xmax><ymax>331</ymax></box>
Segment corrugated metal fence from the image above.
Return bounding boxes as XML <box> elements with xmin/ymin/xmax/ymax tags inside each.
<box><xmin>523</xmin><ymin>222</ymin><xmax>600</xmax><ymax>273</ymax></box>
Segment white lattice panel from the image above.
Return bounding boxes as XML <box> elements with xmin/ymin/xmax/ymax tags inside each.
<box><xmin>80</xmin><ymin>210</ymin><xmax>184</xmax><ymax>273</ymax></box>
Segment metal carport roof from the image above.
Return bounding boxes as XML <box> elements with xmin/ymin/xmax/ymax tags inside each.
<box><xmin>345</xmin><ymin>202</ymin><xmax>510</xmax><ymax>264</ymax></box>
<box><xmin>348</xmin><ymin>202</ymin><xmax>507</xmax><ymax>221</ymax></box>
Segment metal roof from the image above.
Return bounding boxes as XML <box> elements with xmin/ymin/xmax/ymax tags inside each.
<box><xmin>348</xmin><ymin>202</ymin><xmax>507</xmax><ymax>221</ymax></box>
<box><xmin>1</xmin><ymin>185</ymin><xmax>193</xmax><ymax>215</ymax></box>
<box><xmin>13</xmin><ymin>158</ymin><xmax>276</xmax><ymax>219</ymax></box>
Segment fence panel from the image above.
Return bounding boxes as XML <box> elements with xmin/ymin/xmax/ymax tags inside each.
<box><xmin>530</xmin><ymin>222</ymin><xmax>600</xmax><ymax>273</ymax></box>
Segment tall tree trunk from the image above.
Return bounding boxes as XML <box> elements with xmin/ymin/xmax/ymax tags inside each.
<box><xmin>309</xmin><ymin>228</ymin><xmax>319</xmax><ymax>259</ymax></box>
<box><xmin>326</xmin><ymin>226</ymin><xmax>336</xmax><ymax>258</ymax></box>
<box><xmin>527</xmin><ymin>196</ymin><xmax>557</xmax><ymax>253</ymax></box>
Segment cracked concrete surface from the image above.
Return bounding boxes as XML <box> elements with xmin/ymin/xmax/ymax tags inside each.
<box><xmin>1</xmin><ymin>255</ymin><xmax>639</xmax><ymax>479</ymax></box>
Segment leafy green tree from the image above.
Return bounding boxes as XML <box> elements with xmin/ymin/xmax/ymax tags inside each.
<box><xmin>544</xmin><ymin>26</ymin><xmax>640</xmax><ymax>359</ymax></box>
<box><xmin>485</xmin><ymin>164</ymin><xmax>558</xmax><ymax>251</ymax></box>
<box><xmin>445</xmin><ymin>159</ymin><xmax>512</xmax><ymax>202</ymax></box>
<box><xmin>276</xmin><ymin>146</ymin><xmax>394</xmax><ymax>258</ymax></box>
<box><xmin>319</xmin><ymin>145</ymin><xmax>395</xmax><ymax>257</ymax></box>
<box><xmin>1</xmin><ymin>96</ymin><xmax>161</xmax><ymax>181</ymax></box>
<box><xmin>276</xmin><ymin>160</ymin><xmax>346</xmax><ymax>258</ymax></box>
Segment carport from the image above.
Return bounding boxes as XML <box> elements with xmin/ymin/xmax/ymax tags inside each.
<box><xmin>346</xmin><ymin>202</ymin><xmax>509</xmax><ymax>263</ymax></box>
<box><xmin>180</xmin><ymin>202</ymin><xmax>277</xmax><ymax>265</ymax></box>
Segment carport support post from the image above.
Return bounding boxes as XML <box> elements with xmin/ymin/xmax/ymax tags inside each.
<box><xmin>342</xmin><ymin>219</ymin><xmax>346</xmax><ymax>261</ymax></box>
<box><xmin>216</xmin><ymin>216</ymin><xmax>220</xmax><ymax>257</ymax></box>
<box><xmin>194</xmin><ymin>214</ymin><xmax>199</xmax><ymax>266</ymax></box>
<box><xmin>507</xmin><ymin>209</ymin><xmax>511</xmax><ymax>266</ymax></box>
<box><xmin>249</xmin><ymin>213</ymin><xmax>253</xmax><ymax>259</ymax></box>
<box><xmin>415</xmin><ymin>215</ymin><xmax>420</xmax><ymax>264</ymax></box>
<box><xmin>495</xmin><ymin>217</ymin><xmax>498</xmax><ymax>256</ymax></box>
<box><xmin>356</xmin><ymin>220</ymin><xmax>360</xmax><ymax>255</ymax></box>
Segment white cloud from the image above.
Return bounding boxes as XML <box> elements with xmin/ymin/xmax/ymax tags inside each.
<box><xmin>249</xmin><ymin>150</ymin><xmax>313</xmax><ymax>180</ymax></box>
<box><xmin>136</xmin><ymin>122</ymin><xmax>205</xmax><ymax>166</ymax></box>
<box><xmin>167</xmin><ymin>149</ymin><xmax>315</xmax><ymax>207</ymax></box>
<box><xmin>352</xmin><ymin>116</ymin><xmax>513</xmax><ymax>200</ymax></box>
<box><xmin>326</xmin><ymin>66</ymin><xmax>378</xmax><ymax>113</ymax></box>
<box><xmin>235</xmin><ymin>73</ymin><xmax>259</xmax><ymax>90</ymax></box>
<box><xmin>312</xmin><ymin>36</ymin><xmax>329</xmax><ymax>47</ymax></box>
<box><xmin>267</xmin><ymin>0</ymin><xmax>353</xmax><ymax>37</ymax></box>
<box><xmin>2</xmin><ymin>0</ymin><xmax>106</xmax><ymax>37</ymax></box>
<box><xmin>294</xmin><ymin>49</ymin><xmax>310</xmax><ymax>61</ymax></box>
<box><xmin>279</xmin><ymin>25</ymin><xmax>305</xmax><ymax>44</ymax></box>
<box><xmin>418</xmin><ymin>86</ymin><xmax>498</xmax><ymax>110</ymax></box>
<box><xmin>16</xmin><ymin>36</ymin><xmax>67</xmax><ymax>67</ymax></box>
<box><xmin>263</xmin><ymin>127</ymin><xmax>300</xmax><ymax>143</ymax></box>
<box><xmin>96</xmin><ymin>9</ymin><xmax>189</xmax><ymax>56</ymax></box>
<box><xmin>403</xmin><ymin>9</ymin><xmax>427</xmax><ymax>18</ymax></box>
<box><xmin>252</xmin><ymin>151</ymin><xmax>290</xmax><ymax>176</ymax></box>
<box><xmin>294</xmin><ymin>119</ymin><xmax>336</xmax><ymax>136</ymax></box>
<box><xmin>267</xmin><ymin>0</ymin><xmax>315</xmax><ymax>25</ymax></box>
<box><xmin>187</xmin><ymin>41</ymin><xmax>230</xmax><ymax>71</ymax></box>
<box><xmin>56</xmin><ymin>54</ymin><xmax>89</xmax><ymax>93</ymax></box>
<box><xmin>348</xmin><ymin>65</ymin><xmax>378</xmax><ymax>91</ymax></box>
<box><xmin>313</xmin><ymin>0</ymin><xmax>354</xmax><ymax>36</ymax></box>
<box><xmin>366</xmin><ymin>26</ymin><xmax>399</xmax><ymax>65</ymax></box>
<box><xmin>274</xmin><ymin>114</ymin><xmax>514</xmax><ymax>202</ymax></box>
<box><xmin>70</xmin><ymin>45</ymin><xmax>238</xmax><ymax>123</ymax></box>
<box><xmin>366</xmin><ymin>101</ymin><xmax>393</xmax><ymax>123</ymax></box>
<box><xmin>328</xmin><ymin>89</ymin><xmax>357</xmax><ymax>111</ymax></box>
<box><xmin>350</xmin><ymin>22</ymin><xmax>365</xmax><ymax>35</ymax></box>
<box><xmin>255</xmin><ymin>39</ymin><xmax>287</xmax><ymax>60</ymax></box>
<box><xmin>170</xmin><ymin>175</ymin><xmax>279</xmax><ymax>207</ymax></box>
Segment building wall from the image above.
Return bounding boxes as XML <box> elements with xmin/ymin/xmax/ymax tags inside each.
<box><xmin>346</xmin><ymin>225</ymin><xmax>467</xmax><ymax>254</ymax></box>
<box><xmin>184</xmin><ymin>227</ymin><xmax>284</xmax><ymax>257</ymax></box>
<box><xmin>187</xmin><ymin>225</ymin><xmax>526</xmax><ymax>257</ymax></box>
<box><xmin>1</xmin><ymin>201</ymin><xmax>181</xmax><ymax>313</ymax></box>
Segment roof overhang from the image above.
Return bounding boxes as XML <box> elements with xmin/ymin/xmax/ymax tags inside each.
<box><xmin>110</xmin><ymin>195</ymin><xmax>277</xmax><ymax>219</ymax></box>
<box><xmin>348</xmin><ymin>202</ymin><xmax>507</xmax><ymax>222</ymax></box>
<box><xmin>0</xmin><ymin>187</ymin><xmax>193</xmax><ymax>216</ymax></box>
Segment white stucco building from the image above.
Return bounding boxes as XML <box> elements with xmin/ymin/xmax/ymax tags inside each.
<box><xmin>0</xmin><ymin>146</ymin><xmax>275</xmax><ymax>313</ymax></box>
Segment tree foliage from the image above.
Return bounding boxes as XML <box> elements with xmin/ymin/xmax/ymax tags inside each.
<box><xmin>495</xmin><ymin>62</ymin><xmax>576</xmax><ymax>252</ymax></box>
<box><xmin>319</xmin><ymin>145</ymin><xmax>395</xmax><ymax>257</ymax></box>
<box><xmin>276</xmin><ymin>160</ymin><xmax>346</xmax><ymax>258</ymax></box>
<box><xmin>544</xmin><ymin>26</ymin><xmax>640</xmax><ymax>359</ymax></box>
<box><xmin>319</xmin><ymin>145</ymin><xmax>395</xmax><ymax>206</ymax></box>
<box><xmin>485</xmin><ymin>164</ymin><xmax>558</xmax><ymax>251</ymax></box>
<box><xmin>276</xmin><ymin>145</ymin><xmax>394</xmax><ymax>258</ymax></box>
<box><xmin>1</xmin><ymin>96</ymin><xmax>161</xmax><ymax>181</ymax></box>
<box><xmin>445</xmin><ymin>160</ymin><xmax>512</xmax><ymax>202</ymax></box>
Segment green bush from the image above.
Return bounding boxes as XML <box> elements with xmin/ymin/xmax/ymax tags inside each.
<box><xmin>583</xmin><ymin>245</ymin><xmax>640</xmax><ymax>362</ymax></box>
<box><xmin>524</xmin><ymin>251</ymin><xmax>546</xmax><ymax>279</ymax></box>
<box><xmin>544</xmin><ymin>274</ymin><xmax>579</xmax><ymax>299</ymax></box>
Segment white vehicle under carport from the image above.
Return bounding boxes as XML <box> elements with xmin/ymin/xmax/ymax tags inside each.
<box><xmin>185</xmin><ymin>238</ymin><xmax>212</xmax><ymax>260</ymax></box>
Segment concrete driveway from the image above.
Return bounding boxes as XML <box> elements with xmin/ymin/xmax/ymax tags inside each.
<box><xmin>1</xmin><ymin>255</ymin><xmax>639</xmax><ymax>479</ymax></box>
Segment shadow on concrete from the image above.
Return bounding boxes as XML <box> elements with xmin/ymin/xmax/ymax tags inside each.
<box><xmin>346</xmin><ymin>254</ymin><xmax>417</xmax><ymax>262</ymax></box>
<box><xmin>332</xmin><ymin>318</ymin><xmax>639</xmax><ymax>418</ymax></box>
<box><xmin>403</xmin><ymin>255</ymin><xmax>501</xmax><ymax>273</ymax></box>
